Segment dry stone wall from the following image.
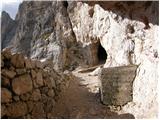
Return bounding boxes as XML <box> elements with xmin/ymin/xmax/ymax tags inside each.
<box><xmin>1</xmin><ymin>48</ymin><xmax>71</xmax><ymax>118</ymax></box>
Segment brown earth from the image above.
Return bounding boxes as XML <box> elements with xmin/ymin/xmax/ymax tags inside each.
<box><xmin>52</xmin><ymin>67</ymin><xmax>135</xmax><ymax>119</ymax></box>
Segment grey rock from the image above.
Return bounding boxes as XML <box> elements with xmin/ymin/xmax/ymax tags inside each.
<box><xmin>1</xmin><ymin>11</ymin><xmax>16</xmax><ymax>49</ymax></box>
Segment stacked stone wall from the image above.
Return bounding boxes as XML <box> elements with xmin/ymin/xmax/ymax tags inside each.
<box><xmin>1</xmin><ymin>49</ymin><xmax>71</xmax><ymax>118</ymax></box>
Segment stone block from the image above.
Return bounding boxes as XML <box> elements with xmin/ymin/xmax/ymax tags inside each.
<box><xmin>99</xmin><ymin>65</ymin><xmax>137</xmax><ymax>106</ymax></box>
<box><xmin>7</xmin><ymin>102</ymin><xmax>28</xmax><ymax>118</ymax></box>
<box><xmin>1</xmin><ymin>88</ymin><xmax>12</xmax><ymax>103</ymax></box>
<box><xmin>12</xmin><ymin>74</ymin><xmax>33</xmax><ymax>95</ymax></box>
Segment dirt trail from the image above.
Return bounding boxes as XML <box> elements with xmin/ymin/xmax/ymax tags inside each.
<box><xmin>52</xmin><ymin>68</ymin><xmax>135</xmax><ymax>119</ymax></box>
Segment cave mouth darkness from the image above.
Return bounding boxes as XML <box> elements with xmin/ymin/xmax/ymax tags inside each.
<box><xmin>97</xmin><ymin>42</ymin><xmax>107</xmax><ymax>64</ymax></box>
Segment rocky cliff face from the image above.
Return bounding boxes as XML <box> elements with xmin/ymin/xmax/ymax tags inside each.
<box><xmin>1</xmin><ymin>1</ymin><xmax>159</xmax><ymax>119</ymax></box>
<box><xmin>2</xmin><ymin>1</ymin><xmax>82</xmax><ymax>71</ymax></box>
<box><xmin>67</xmin><ymin>1</ymin><xmax>159</xmax><ymax>118</ymax></box>
<box><xmin>1</xmin><ymin>11</ymin><xmax>17</xmax><ymax>49</ymax></box>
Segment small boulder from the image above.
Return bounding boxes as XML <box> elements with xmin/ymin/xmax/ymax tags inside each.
<box><xmin>1</xmin><ymin>76</ymin><xmax>10</xmax><ymax>87</ymax></box>
<box><xmin>47</xmin><ymin>89</ymin><xmax>55</xmax><ymax>97</ymax></box>
<box><xmin>31</xmin><ymin>102</ymin><xmax>45</xmax><ymax>118</ymax></box>
<box><xmin>30</xmin><ymin>89</ymin><xmax>41</xmax><ymax>101</ymax></box>
<box><xmin>20</xmin><ymin>93</ymin><xmax>31</xmax><ymax>101</ymax></box>
<box><xmin>35</xmin><ymin>71</ymin><xmax>44</xmax><ymax>87</ymax></box>
<box><xmin>16</xmin><ymin>68</ymin><xmax>27</xmax><ymax>75</ymax></box>
<box><xmin>2</xmin><ymin>69</ymin><xmax>16</xmax><ymax>79</ymax></box>
<box><xmin>11</xmin><ymin>54</ymin><xmax>25</xmax><ymax>68</ymax></box>
<box><xmin>1</xmin><ymin>88</ymin><xmax>12</xmax><ymax>103</ymax></box>
<box><xmin>2</xmin><ymin>48</ymin><xmax>12</xmax><ymax>59</ymax></box>
<box><xmin>7</xmin><ymin>102</ymin><xmax>28</xmax><ymax>118</ymax></box>
<box><xmin>12</xmin><ymin>74</ymin><xmax>33</xmax><ymax>95</ymax></box>
<box><xmin>25</xmin><ymin>59</ymin><xmax>33</xmax><ymax>69</ymax></box>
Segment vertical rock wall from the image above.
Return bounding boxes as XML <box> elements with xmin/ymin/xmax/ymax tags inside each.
<box><xmin>68</xmin><ymin>1</ymin><xmax>159</xmax><ymax>118</ymax></box>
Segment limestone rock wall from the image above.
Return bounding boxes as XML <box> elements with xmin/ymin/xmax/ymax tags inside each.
<box><xmin>1</xmin><ymin>11</ymin><xmax>17</xmax><ymax>49</ymax></box>
<box><xmin>1</xmin><ymin>1</ymin><xmax>159</xmax><ymax>118</ymax></box>
<box><xmin>1</xmin><ymin>49</ymin><xmax>71</xmax><ymax>118</ymax></box>
<box><xmin>68</xmin><ymin>1</ymin><xmax>159</xmax><ymax>118</ymax></box>
<box><xmin>2</xmin><ymin>1</ymin><xmax>82</xmax><ymax>71</ymax></box>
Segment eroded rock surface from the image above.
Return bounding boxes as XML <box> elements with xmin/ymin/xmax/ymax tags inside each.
<box><xmin>68</xmin><ymin>1</ymin><xmax>158</xmax><ymax>118</ymax></box>
<box><xmin>1</xmin><ymin>1</ymin><xmax>159</xmax><ymax>119</ymax></box>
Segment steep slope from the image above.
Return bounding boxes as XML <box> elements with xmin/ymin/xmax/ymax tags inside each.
<box><xmin>1</xmin><ymin>11</ymin><xmax>17</xmax><ymax>49</ymax></box>
<box><xmin>2</xmin><ymin>1</ymin><xmax>82</xmax><ymax>71</ymax></box>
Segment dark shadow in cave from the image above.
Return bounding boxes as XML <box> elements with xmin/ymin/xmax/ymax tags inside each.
<box><xmin>97</xmin><ymin>42</ymin><xmax>107</xmax><ymax>64</ymax></box>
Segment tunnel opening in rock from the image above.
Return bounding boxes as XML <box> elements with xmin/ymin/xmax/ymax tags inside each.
<box><xmin>97</xmin><ymin>42</ymin><xmax>107</xmax><ymax>64</ymax></box>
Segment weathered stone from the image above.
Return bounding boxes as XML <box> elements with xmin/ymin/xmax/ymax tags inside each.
<box><xmin>20</xmin><ymin>93</ymin><xmax>31</xmax><ymax>101</ymax></box>
<box><xmin>7</xmin><ymin>102</ymin><xmax>28</xmax><ymax>118</ymax></box>
<box><xmin>25</xmin><ymin>59</ymin><xmax>33</xmax><ymax>69</ymax></box>
<box><xmin>1</xmin><ymin>88</ymin><xmax>12</xmax><ymax>103</ymax></box>
<box><xmin>44</xmin><ymin>98</ymin><xmax>55</xmax><ymax>113</ymax></box>
<box><xmin>26</xmin><ymin>101</ymin><xmax>34</xmax><ymax>113</ymax></box>
<box><xmin>12</xmin><ymin>74</ymin><xmax>33</xmax><ymax>95</ymax></box>
<box><xmin>1</xmin><ymin>59</ymin><xmax>4</xmax><ymax>68</ymax></box>
<box><xmin>11</xmin><ymin>54</ymin><xmax>25</xmax><ymax>68</ymax></box>
<box><xmin>36</xmin><ymin>61</ymin><xmax>43</xmax><ymax>69</ymax></box>
<box><xmin>2</xmin><ymin>48</ymin><xmax>12</xmax><ymax>59</ymax></box>
<box><xmin>1</xmin><ymin>76</ymin><xmax>10</xmax><ymax>87</ymax></box>
<box><xmin>16</xmin><ymin>68</ymin><xmax>26</xmax><ymax>75</ymax></box>
<box><xmin>30</xmin><ymin>89</ymin><xmax>41</xmax><ymax>101</ymax></box>
<box><xmin>44</xmin><ymin>78</ymin><xmax>53</xmax><ymax>88</ymax></box>
<box><xmin>35</xmin><ymin>71</ymin><xmax>43</xmax><ymax>87</ymax></box>
<box><xmin>40</xmin><ymin>87</ymin><xmax>49</xmax><ymax>95</ymax></box>
<box><xmin>2</xmin><ymin>69</ymin><xmax>16</xmax><ymax>79</ymax></box>
<box><xmin>99</xmin><ymin>65</ymin><xmax>137</xmax><ymax>106</ymax></box>
<box><xmin>47</xmin><ymin>89</ymin><xmax>55</xmax><ymax>97</ymax></box>
<box><xmin>13</xmin><ymin>96</ymin><xmax>20</xmax><ymax>101</ymax></box>
<box><xmin>40</xmin><ymin>94</ymin><xmax>48</xmax><ymax>104</ymax></box>
<box><xmin>31</xmin><ymin>102</ymin><xmax>45</xmax><ymax>118</ymax></box>
<box><xmin>1</xmin><ymin>105</ymin><xmax>7</xmax><ymax>118</ymax></box>
<box><xmin>31</xmin><ymin>70</ymin><xmax>36</xmax><ymax>79</ymax></box>
<box><xmin>23</xmin><ymin>114</ymin><xmax>31</xmax><ymax>119</ymax></box>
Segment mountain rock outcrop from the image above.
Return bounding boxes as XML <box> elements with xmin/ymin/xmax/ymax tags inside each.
<box><xmin>2</xmin><ymin>1</ymin><xmax>83</xmax><ymax>71</ymax></box>
<box><xmin>1</xmin><ymin>11</ymin><xmax>17</xmax><ymax>49</ymax></box>
<box><xmin>1</xmin><ymin>1</ymin><xmax>159</xmax><ymax>119</ymax></box>
<box><xmin>67</xmin><ymin>1</ymin><xmax>159</xmax><ymax>118</ymax></box>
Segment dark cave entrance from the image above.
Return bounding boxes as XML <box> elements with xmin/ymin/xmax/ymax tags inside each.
<box><xmin>97</xmin><ymin>42</ymin><xmax>107</xmax><ymax>64</ymax></box>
